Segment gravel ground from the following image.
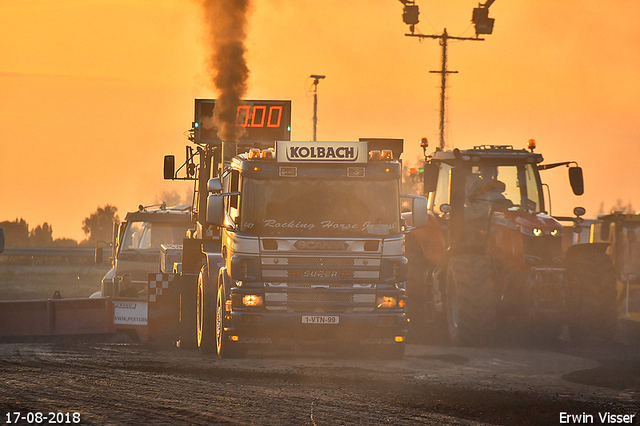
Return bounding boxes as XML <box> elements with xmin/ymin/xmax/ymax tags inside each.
<box><xmin>0</xmin><ymin>340</ymin><xmax>638</xmax><ymax>425</ymax></box>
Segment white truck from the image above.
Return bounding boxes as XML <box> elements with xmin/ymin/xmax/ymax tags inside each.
<box><xmin>95</xmin><ymin>204</ymin><xmax>193</xmax><ymax>298</ymax></box>
<box><xmin>162</xmin><ymin>99</ymin><xmax>429</xmax><ymax>358</ymax></box>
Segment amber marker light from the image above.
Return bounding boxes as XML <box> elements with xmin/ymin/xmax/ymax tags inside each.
<box><xmin>527</xmin><ymin>139</ymin><xmax>536</xmax><ymax>152</ymax></box>
<box><xmin>395</xmin><ymin>336</ymin><xmax>404</xmax><ymax>343</ymax></box>
<box><xmin>242</xmin><ymin>294</ymin><xmax>264</xmax><ymax>307</ymax></box>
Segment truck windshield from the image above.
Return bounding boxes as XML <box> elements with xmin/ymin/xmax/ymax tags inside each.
<box><xmin>121</xmin><ymin>222</ymin><xmax>189</xmax><ymax>250</ymax></box>
<box><xmin>239</xmin><ymin>178</ymin><xmax>400</xmax><ymax>237</ymax></box>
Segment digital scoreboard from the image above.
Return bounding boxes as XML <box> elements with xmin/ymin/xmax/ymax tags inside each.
<box><xmin>194</xmin><ymin>99</ymin><xmax>291</xmax><ymax>144</ymax></box>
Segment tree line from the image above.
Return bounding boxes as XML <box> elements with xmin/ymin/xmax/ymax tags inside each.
<box><xmin>0</xmin><ymin>205</ymin><xmax>119</xmax><ymax>248</ymax></box>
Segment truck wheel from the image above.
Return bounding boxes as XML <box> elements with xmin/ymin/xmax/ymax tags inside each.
<box><xmin>215</xmin><ymin>284</ymin><xmax>245</xmax><ymax>358</ymax></box>
<box><xmin>566</xmin><ymin>252</ymin><xmax>617</xmax><ymax>342</ymax></box>
<box><xmin>446</xmin><ymin>255</ymin><xmax>497</xmax><ymax>346</ymax></box>
<box><xmin>197</xmin><ymin>267</ymin><xmax>216</xmax><ymax>354</ymax></box>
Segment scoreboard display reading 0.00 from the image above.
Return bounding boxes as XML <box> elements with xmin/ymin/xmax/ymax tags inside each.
<box><xmin>194</xmin><ymin>99</ymin><xmax>291</xmax><ymax>144</ymax></box>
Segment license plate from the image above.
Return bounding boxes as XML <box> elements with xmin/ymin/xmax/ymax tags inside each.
<box><xmin>302</xmin><ymin>315</ymin><xmax>339</xmax><ymax>324</ymax></box>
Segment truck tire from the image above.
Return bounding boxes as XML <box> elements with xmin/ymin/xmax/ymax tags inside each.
<box><xmin>565</xmin><ymin>252</ymin><xmax>617</xmax><ymax>342</ymax></box>
<box><xmin>446</xmin><ymin>254</ymin><xmax>497</xmax><ymax>346</ymax></box>
<box><xmin>215</xmin><ymin>284</ymin><xmax>246</xmax><ymax>359</ymax></box>
<box><xmin>197</xmin><ymin>267</ymin><xmax>216</xmax><ymax>354</ymax></box>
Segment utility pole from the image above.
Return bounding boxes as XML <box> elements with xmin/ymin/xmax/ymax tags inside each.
<box><xmin>310</xmin><ymin>74</ymin><xmax>325</xmax><ymax>141</ymax></box>
<box><xmin>405</xmin><ymin>30</ymin><xmax>483</xmax><ymax>150</ymax></box>
<box><xmin>400</xmin><ymin>0</ymin><xmax>496</xmax><ymax>150</ymax></box>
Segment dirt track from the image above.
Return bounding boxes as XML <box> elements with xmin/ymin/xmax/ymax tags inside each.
<box><xmin>0</xmin><ymin>340</ymin><xmax>638</xmax><ymax>426</ymax></box>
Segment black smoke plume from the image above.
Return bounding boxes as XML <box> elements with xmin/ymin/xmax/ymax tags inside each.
<box><xmin>198</xmin><ymin>0</ymin><xmax>253</xmax><ymax>142</ymax></box>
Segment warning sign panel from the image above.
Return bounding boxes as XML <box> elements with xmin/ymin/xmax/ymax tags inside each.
<box><xmin>113</xmin><ymin>301</ymin><xmax>148</xmax><ymax>325</ymax></box>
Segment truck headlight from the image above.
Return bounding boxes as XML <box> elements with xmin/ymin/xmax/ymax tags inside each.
<box><xmin>377</xmin><ymin>296</ymin><xmax>397</xmax><ymax>309</ymax></box>
<box><xmin>242</xmin><ymin>294</ymin><xmax>264</xmax><ymax>307</ymax></box>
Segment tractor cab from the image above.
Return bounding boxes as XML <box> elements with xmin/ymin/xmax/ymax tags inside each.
<box><xmin>405</xmin><ymin>143</ymin><xmax>615</xmax><ymax>346</ymax></box>
<box><xmin>423</xmin><ymin>145</ymin><xmax>574</xmax><ymax>260</ymax></box>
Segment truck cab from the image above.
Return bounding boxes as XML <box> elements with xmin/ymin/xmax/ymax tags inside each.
<box><xmin>200</xmin><ymin>140</ymin><xmax>428</xmax><ymax>357</ymax></box>
<box><xmin>97</xmin><ymin>204</ymin><xmax>193</xmax><ymax>297</ymax></box>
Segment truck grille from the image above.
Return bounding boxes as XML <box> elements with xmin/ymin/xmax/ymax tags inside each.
<box><xmin>261</xmin><ymin>254</ymin><xmax>381</xmax><ymax>313</ymax></box>
<box><xmin>261</xmin><ymin>255</ymin><xmax>380</xmax><ymax>281</ymax></box>
<box><xmin>264</xmin><ymin>287</ymin><xmax>375</xmax><ymax>313</ymax></box>
<box><xmin>287</xmin><ymin>257</ymin><xmax>354</xmax><ymax>266</ymax></box>
<box><xmin>287</xmin><ymin>292</ymin><xmax>354</xmax><ymax>304</ymax></box>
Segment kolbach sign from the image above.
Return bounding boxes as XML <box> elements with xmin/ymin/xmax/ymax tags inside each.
<box><xmin>276</xmin><ymin>141</ymin><xmax>367</xmax><ymax>163</ymax></box>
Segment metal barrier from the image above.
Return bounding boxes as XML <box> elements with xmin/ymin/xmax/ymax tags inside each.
<box><xmin>0</xmin><ymin>273</ymin><xmax>185</xmax><ymax>344</ymax></box>
<box><xmin>0</xmin><ymin>297</ymin><xmax>148</xmax><ymax>343</ymax></box>
<box><xmin>0</xmin><ymin>247</ymin><xmax>99</xmax><ymax>266</ymax></box>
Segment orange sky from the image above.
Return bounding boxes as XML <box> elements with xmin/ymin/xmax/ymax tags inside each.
<box><xmin>1</xmin><ymin>0</ymin><xmax>639</xmax><ymax>242</ymax></box>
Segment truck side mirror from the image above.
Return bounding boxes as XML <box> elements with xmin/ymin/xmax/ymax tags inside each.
<box><xmin>569</xmin><ymin>166</ymin><xmax>584</xmax><ymax>196</ymax></box>
<box><xmin>0</xmin><ymin>227</ymin><xmax>4</xmax><ymax>253</ymax></box>
<box><xmin>164</xmin><ymin>155</ymin><xmax>175</xmax><ymax>180</ymax></box>
<box><xmin>95</xmin><ymin>246</ymin><xmax>103</xmax><ymax>265</ymax></box>
<box><xmin>423</xmin><ymin>162</ymin><xmax>438</xmax><ymax>195</ymax></box>
<box><xmin>412</xmin><ymin>196</ymin><xmax>429</xmax><ymax>228</ymax></box>
<box><xmin>208</xmin><ymin>177</ymin><xmax>223</xmax><ymax>192</ymax></box>
<box><xmin>206</xmin><ymin>194</ymin><xmax>225</xmax><ymax>227</ymax></box>
<box><xmin>117</xmin><ymin>223</ymin><xmax>126</xmax><ymax>251</ymax></box>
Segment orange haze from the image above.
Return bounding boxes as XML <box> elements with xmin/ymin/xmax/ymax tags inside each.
<box><xmin>1</xmin><ymin>0</ymin><xmax>639</xmax><ymax>241</ymax></box>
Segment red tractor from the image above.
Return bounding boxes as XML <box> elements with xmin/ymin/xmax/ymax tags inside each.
<box><xmin>405</xmin><ymin>142</ymin><xmax>617</xmax><ymax>345</ymax></box>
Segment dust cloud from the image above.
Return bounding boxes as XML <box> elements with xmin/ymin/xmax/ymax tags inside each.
<box><xmin>197</xmin><ymin>0</ymin><xmax>253</xmax><ymax>142</ymax></box>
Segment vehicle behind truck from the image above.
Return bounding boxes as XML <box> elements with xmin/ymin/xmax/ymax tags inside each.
<box><xmin>405</xmin><ymin>141</ymin><xmax>616</xmax><ymax>345</ymax></box>
<box><xmin>590</xmin><ymin>213</ymin><xmax>640</xmax><ymax>330</ymax></box>
<box><xmin>95</xmin><ymin>204</ymin><xmax>192</xmax><ymax>298</ymax></box>
<box><xmin>162</xmin><ymin>99</ymin><xmax>428</xmax><ymax>358</ymax></box>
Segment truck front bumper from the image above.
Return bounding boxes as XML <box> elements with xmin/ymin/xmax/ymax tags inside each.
<box><xmin>224</xmin><ymin>310</ymin><xmax>407</xmax><ymax>347</ymax></box>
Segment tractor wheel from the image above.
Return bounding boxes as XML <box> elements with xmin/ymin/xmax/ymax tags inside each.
<box><xmin>446</xmin><ymin>254</ymin><xmax>497</xmax><ymax>346</ymax></box>
<box><xmin>215</xmin><ymin>283</ymin><xmax>246</xmax><ymax>359</ymax></box>
<box><xmin>405</xmin><ymin>248</ymin><xmax>430</xmax><ymax>342</ymax></box>
<box><xmin>405</xmin><ymin>239</ymin><xmax>448</xmax><ymax>343</ymax></box>
<box><xmin>196</xmin><ymin>267</ymin><xmax>216</xmax><ymax>354</ymax></box>
<box><xmin>565</xmin><ymin>252</ymin><xmax>617</xmax><ymax>342</ymax></box>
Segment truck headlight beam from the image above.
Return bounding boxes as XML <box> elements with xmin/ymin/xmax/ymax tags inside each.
<box><xmin>242</xmin><ymin>294</ymin><xmax>264</xmax><ymax>307</ymax></box>
<box><xmin>377</xmin><ymin>296</ymin><xmax>397</xmax><ymax>309</ymax></box>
